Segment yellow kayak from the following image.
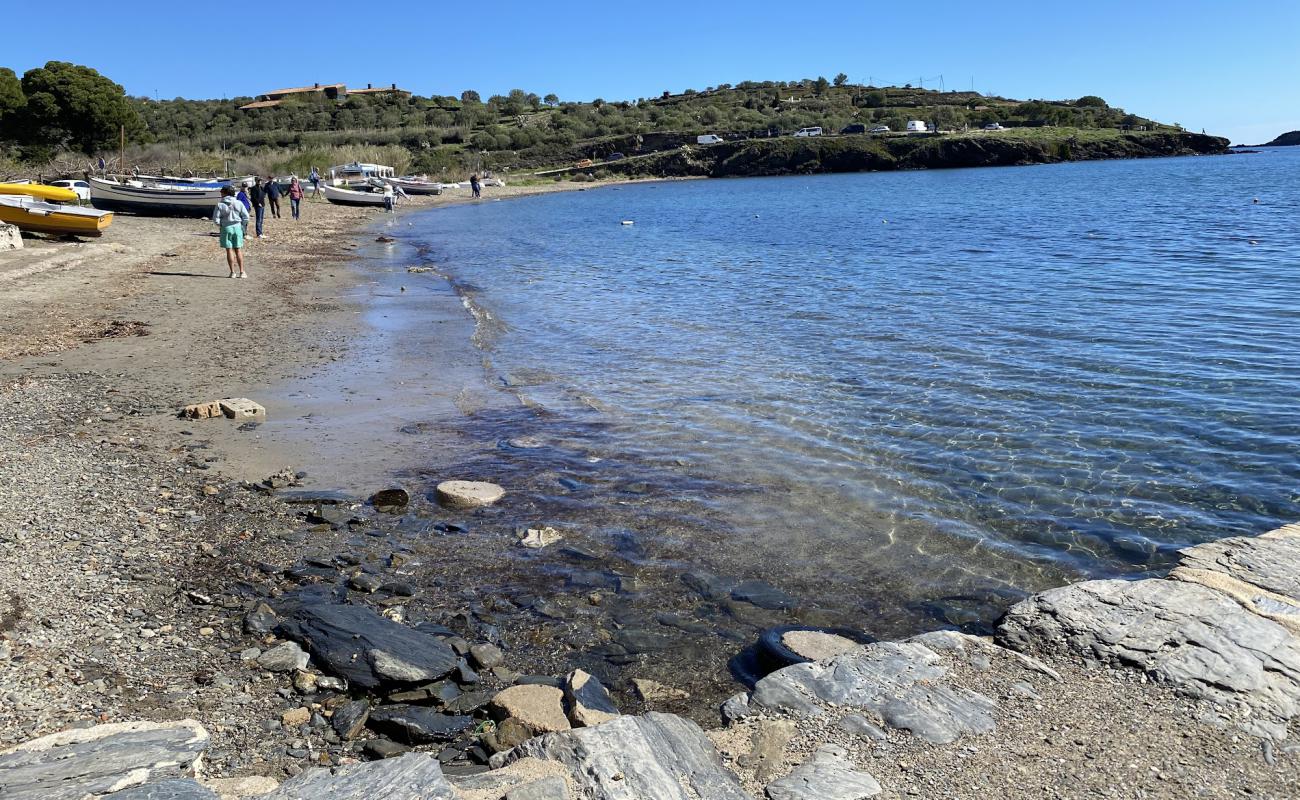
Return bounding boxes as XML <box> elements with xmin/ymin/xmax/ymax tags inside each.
<box><xmin>0</xmin><ymin>183</ymin><xmax>78</xmax><ymax>203</ymax></box>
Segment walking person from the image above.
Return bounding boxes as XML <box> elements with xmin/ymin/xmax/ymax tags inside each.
<box><xmin>470</xmin><ymin>173</ymin><xmax>481</xmax><ymax>199</ymax></box>
<box><xmin>288</xmin><ymin>177</ymin><xmax>304</xmax><ymax>220</ymax></box>
<box><xmin>212</xmin><ymin>186</ymin><xmax>250</xmax><ymax>278</ymax></box>
<box><xmin>249</xmin><ymin>176</ymin><xmax>267</xmax><ymax>239</ymax></box>
<box><xmin>265</xmin><ymin>175</ymin><xmax>282</xmax><ymax>219</ymax></box>
<box><xmin>309</xmin><ymin>166</ymin><xmax>321</xmax><ymax>198</ymax></box>
<box><xmin>236</xmin><ymin>183</ymin><xmax>252</xmax><ymax>236</ymax></box>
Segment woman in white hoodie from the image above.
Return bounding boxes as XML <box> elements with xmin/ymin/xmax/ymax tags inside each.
<box><xmin>212</xmin><ymin>186</ymin><xmax>251</xmax><ymax>278</ymax></box>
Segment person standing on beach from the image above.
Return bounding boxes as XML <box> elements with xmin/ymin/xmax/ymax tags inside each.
<box><xmin>309</xmin><ymin>166</ymin><xmax>321</xmax><ymax>198</ymax></box>
<box><xmin>470</xmin><ymin>173</ymin><xmax>481</xmax><ymax>199</ymax></box>
<box><xmin>235</xmin><ymin>184</ymin><xmax>252</xmax><ymax>235</ymax></box>
<box><xmin>288</xmin><ymin>177</ymin><xmax>304</xmax><ymax>220</ymax></box>
<box><xmin>249</xmin><ymin>177</ymin><xmax>267</xmax><ymax>239</ymax></box>
<box><xmin>382</xmin><ymin>181</ymin><xmax>396</xmax><ymax>213</ymax></box>
<box><xmin>265</xmin><ymin>175</ymin><xmax>283</xmax><ymax>219</ymax></box>
<box><xmin>212</xmin><ymin>186</ymin><xmax>250</xmax><ymax>278</ymax></box>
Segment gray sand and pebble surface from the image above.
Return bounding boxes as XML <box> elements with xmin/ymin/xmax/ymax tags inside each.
<box><xmin>1</xmin><ymin>177</ymin><xmax>1298</xmax><ymax>799</ymax></box>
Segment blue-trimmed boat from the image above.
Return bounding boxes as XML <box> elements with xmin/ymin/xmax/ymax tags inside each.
<box><xmin>89</xmin><ymin>177</ymin><xmax>224</xmax><ymax>216</ymax></box>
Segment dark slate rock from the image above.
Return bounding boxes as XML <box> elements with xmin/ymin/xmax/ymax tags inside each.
<box><xmin>362</xmin><ymin>738</ymin><xmax>410</xmax><ymax>760</ymax></box>
<box><xmin>680</xmin><ymin>571</ymin><xmax>735</xmax><ymax>601</ymax></box>
<box><xmin>242</xmin><ymin>602</ymin><xmax>279</xmax><ymax>636</ymax></box>
<box><xmin>367</xmin><ymin>705</ymin><xmax>474</xmax><ymax>744</ymax></box>
<box><xmin>614</xmin><ymin>629</ymin><xmax>682</xmax><ymax>654</ymax></box>
<box><xmin>731</xmin><ymin>580</ymin><xmax>796</xmax><ymax>610</ymax></box>
<box><xmin>274</xmin><ymin>592</ymin><xmax>459</xmax><ymax>689</ymax></box>
<box><xmin>331</xmin><ymin>700</ymin><xmax>371</xmax><ymax>740</ymax></box>
<box><xmin>369</xmin><ymin>488</ymin><xmax>411</xmax><ymax>511</ymax></box>
<box><xmin>104</xmin><ymin>779</ymin><xmax>218</xmax><ymax>799</ymax></box>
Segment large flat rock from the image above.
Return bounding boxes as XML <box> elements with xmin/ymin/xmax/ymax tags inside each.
<box><xmin>1170</xmin><ymin>523</ymin><xmax>1300</xmax><ymax>634</ymax></box>
<box><xmin>997</xmin><ymin>576</ymin><xmax>1300</xmax><ymax>724</ymax></box>
<box><xmin>105</xmin><ymin>779</ymin><xmax>218</xmax><ymax>798</ymax></box>
<box><xmin>274</xmin><ymin>591</ymin><xmax>459</xmax><ymax>689</ymax></box>
<box><xmin>257</xmin><ymin>752</ymin><xmax>455</xmax><ymax>799</ymax></box>
<box><xmin>494</xmin><ymin>712</ymin><xmax>752</xmax><ymax>800</ymax></box>
<box><xmin>749</xmin><ymin>639</ymin><xmax>996</xmax><ymax>745</ymax></box>
<box><xmin>0</xmin><ymin>720</ymin><xmax>209</xmax><ymax>800</ymax></box>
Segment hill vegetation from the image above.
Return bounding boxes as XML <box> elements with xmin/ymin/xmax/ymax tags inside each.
<box><xmin>0</xmin><ymin>62</ymin><xmax>1192</xmax><ymax>179</ymax></box>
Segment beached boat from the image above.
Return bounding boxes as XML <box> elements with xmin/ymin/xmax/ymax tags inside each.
<box><xmin>0</xmin><ymin>194</ymin><xmax>113</xmax><ymax>236</ymax></box>
<box><xmin>384</xmin><ymin>176</ymin><xmax>443</xmax><ymax>195</ymax></box>
<box><xmin>321</xmin><ymin>183</ymin><xmax>388</xmax><ymax>207</ymax></box>
<box><xmin>0</xmin><ymin>182</ymin><xmax>79</xmax><ymax>203</ymax></box>
<box><xmin>89</xmin><ymin>177</ymin><xmax>224</xmax><ymax>216</ymax></box>
<box><xmin>329</xmin><ymin>162</ymin><xmax>395</xmax><ymax>190</ymax></box>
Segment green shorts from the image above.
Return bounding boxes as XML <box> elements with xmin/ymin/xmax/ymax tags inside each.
<box><xmin>219</xmin><ymin>224</ymin><xmax>244</xmax><ymax>249</ymax></box>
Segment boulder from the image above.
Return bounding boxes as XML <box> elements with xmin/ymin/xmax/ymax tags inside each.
<box><xmin>0</xmin><ymin>720</ymin><xmax>208</xmax><ymax>800</ymax></box>
<box><xmin>435</xmin><ymin>480</ymin><xmax>505</xmax><ymax>509</ymax></box>
<box><xmin>997</xmin><ymin>576</ymin><xmax>1300</xmax><ymax>724</ymax></box>
<box><xmin>365</xmin><ymin>705</ymin><xmax>473</xmax><ymax>744</ymax></box>
<box><xmin>490</xmin><ymin>685</ymin><xmax>571</xmax><ymax>735</ymax></box>
<box><xmin>257</xmin><ymin>641</ymin><xmax>309</xmax><ymax>672</ymax></box>
<box><xmin>750</xmin><ymin>639</ymin><xmax>996</xmax><ymax>744</ymax></box>
<box><xmin>764</xmin><ymin>745</ymin><xmax>881</xmax><ymax>800</ymax></box>
<box><xmin>0</xmin><ymin>223</ymin><xmax>22</xmax><ymax>250</ymax></box>
<box><xmin>257</xmin><ymin>752</ymin><xmax>454</xmax><ymax>799</ymax></box>
<box><xmin>493</xmin><ymin>712</ymin><xmax>750</xmax><ymax>800</ymax></box>
<box><xmin>274</xmin><ymin>592</ymin><xmax>459</xmax><ymax>689</ymax></box>
<box><xmin>563</xmin><ymin>669</ymin><xmax>620</xmax><ymax>727</ymax></box>
<box><xmin>470</xmin><ymin>643</ymin><xmax>504</xmax><ymax>669</ymax></box>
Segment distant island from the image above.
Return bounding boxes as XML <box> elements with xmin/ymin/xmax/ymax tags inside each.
<box><xmin>1250</xmin><ymin>130</ymin><xmax>1300</xmax><ymax>147</ymax></box>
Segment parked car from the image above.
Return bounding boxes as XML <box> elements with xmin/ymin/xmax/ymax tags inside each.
<box><xmin>982</xmin><ymin>123</ymin><xmax>1005</xmax><ymax>131</ymax></box>
<box><xmin>793</xmin><ymin>127</ymin><xmax>823</xmax><ymax>137</ymax></box>
<box><xmin>48</xmin><ymin>179</ymin><xmax>91</xmax><ymax>203</ymax></box>
<box><xmin>605</xmin><ymin>153</ymin><xmax>625</xmax><ymax>162</ymax></box>
<box><xmin>840</xmin><ymin>123</ymin><xmax>867</xmax><ymax>135</ymax></box>
<box><xmin>575</xmin><ymin>158</ymin><xmax>594</xmax><ymax>168</ymax></box>
<box><xmin>696</xmin><ymin>134</ymin><xmax>724</xmax><ymax>145</ymax></box>
<box><xmin>905</xmin><ymin>120</ymin><xmax>929</xmax><ymax>133</ymax></box>
<box><xmin>868</xmin><ymin>125</ymin><xmax>891</xmax><ymax>134</ymax></box>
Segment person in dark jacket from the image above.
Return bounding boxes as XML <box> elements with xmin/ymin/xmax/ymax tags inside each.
<box><xmin>249</xmin><ymin>177</ymin><xmax>267</xmax><ymax>239</ymax></box>
<box><xmin>265</xmin><ymin>175</ymin><xmax>282</xmax><ymax>219</ymax></box>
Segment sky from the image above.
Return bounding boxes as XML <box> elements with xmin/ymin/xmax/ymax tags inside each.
<box><xmin>4</xmin><ymin>0</ymin><xmax>1297</xmax><ymax>144</ymax></box>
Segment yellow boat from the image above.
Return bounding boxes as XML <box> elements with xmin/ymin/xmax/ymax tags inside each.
<box><xmin>0</xmin><ymin>182</ymin><xmax>79</xmax><ymax>203</ymax></box>
<box><xmin>0</xmin><ymin>194</ymin><xmax>113</xmax><ymax>237</ymax></box>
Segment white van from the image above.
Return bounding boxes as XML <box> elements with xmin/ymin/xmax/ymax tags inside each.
<box><xmin>696</xmin><ymin>134</ymin><xmax>724</xmax><ymax>145</ymax></box>
<box><xmin>905</xmin><ymin>120</ymin><xmax>928</xmax><ymax>133</ymax></box>
<box><xmin>793</xmin><ymin>127</ymin><xmax>823</xmax><ymax>137</ymax></box>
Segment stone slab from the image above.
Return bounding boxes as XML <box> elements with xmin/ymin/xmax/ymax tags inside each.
<box><xmin>218</xmin><ymin>398</ymin><xmax>266</xmax><ymax>419</ymax></box>
<box><xmin>494</xmin><ymin>712</ymin><xmax>751</xmax><ymax>800</ymax></box>
<box><xmin>750</xmin><ymin>640</ymin><xmax>996</xmax><ymax>744</ymax></box>
<box><xmin>0</xmin><ymin>720</ymin><xmax>208</xmax><ymax>800</ymax></box>
<box><xmin>764</xmin><ymin>745</ymin><xmax>880</xmax><ymax>800</ymax></box>
<box><xmin>257</xmin><ymin>752</ymin><xmax>455</xmax><ymax>799</ymax></box>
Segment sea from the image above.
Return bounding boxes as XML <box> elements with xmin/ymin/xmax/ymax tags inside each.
<box><xmin>301</xmin><ymin>148</ymin><xmax>1299</xmax><ymax>695</ymax></box>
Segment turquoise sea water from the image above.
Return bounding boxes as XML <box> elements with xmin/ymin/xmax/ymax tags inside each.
<box><xmin>397</xmin><ymin>149</ymin><xmax>1300</xmax><ymax>633</ymax></box>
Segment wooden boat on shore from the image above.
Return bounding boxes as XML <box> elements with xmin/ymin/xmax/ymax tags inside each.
<box><xmin>321</xmin><ymin>183</ymin><xmax>388</xmax><ymax>207</ymax></box>
<box><xmin>0</xmin><ymin>194</ymin><xmax>113</xmax><ymax>236</ymax></box>
<box><xmin>384</xmin><ymin>176</ymin><xmax>443</xmax><ymax>195</ymax></box>
<box><xmin>0</xmin><ymin>182</ymin><xmax>79</xmax><ymax>203</ymax></box>
<box><xmin>89</xmin><ymin>177</ymin><xmax>223</xmax><ymax>216</ymax></box>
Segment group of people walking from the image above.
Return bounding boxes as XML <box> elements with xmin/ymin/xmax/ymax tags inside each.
<box><xmin>211</xmin><ymin>174</ymin><xmax>308</xmax><ymax>278</ymax></box>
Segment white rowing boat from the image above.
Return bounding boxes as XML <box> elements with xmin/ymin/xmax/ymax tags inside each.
<box><xmin>321</xmin><ymin>183</ymin><xmax>388</xmax><ymax>207</ymax></box>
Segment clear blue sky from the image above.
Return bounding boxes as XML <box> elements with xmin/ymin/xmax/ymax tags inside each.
<box><xmin>5</xmin><ymin>0</ymin><xmax>1296</xmax><ymax>144</ymax></box>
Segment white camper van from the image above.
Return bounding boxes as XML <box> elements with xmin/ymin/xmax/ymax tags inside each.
<box><xmin>696</xmin><ymin>134</ymin><xmax>724</xmax><ymax>145</ymax></box>
<box><xmin>906</xmin><ymin>120</ymin><xmax>929</xmax><ymax>133</ymax></box>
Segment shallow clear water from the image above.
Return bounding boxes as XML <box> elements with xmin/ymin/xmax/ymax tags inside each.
<box><xmin>398</xmin><ymin>150</ymin><xmax>1300</xmax><ymax>634</ymax></box>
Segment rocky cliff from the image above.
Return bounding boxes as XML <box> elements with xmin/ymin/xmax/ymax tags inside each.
<box><xmin>587</xmin><ymin>131</ymin><xmax>1231</xmax><ymax>179</ymax></box>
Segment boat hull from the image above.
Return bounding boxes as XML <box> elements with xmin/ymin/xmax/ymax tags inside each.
<box><xmin>386</xmin><ymin>179</ymin><xmax>442</xmax><ymax>195</ymax></box>
<box><xmin>89</xmin><ymin>178</ymin><xmax>223</xmax><ymax>216</ymax></box>
<box><xmin>322</xmin><ymin>184</ymin><xmax>388</xmax><ymax>206</ymax></box>
<box><xmin>0</xmin><ymin>197</ymin><xmax>113</xmax><ymax>236</ymax></box>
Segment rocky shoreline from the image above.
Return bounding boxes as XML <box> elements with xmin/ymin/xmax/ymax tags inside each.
<box><xmin>1</xmin><ymin>184</ymin><xmax>1297</xmax><ymax>799</ymax></box>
